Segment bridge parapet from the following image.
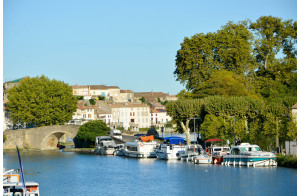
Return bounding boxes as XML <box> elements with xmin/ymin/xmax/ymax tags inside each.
<box><xmin>3</xmin><ymin>125</ymin><xmax>80</xmax><ymax>150</ymax></box>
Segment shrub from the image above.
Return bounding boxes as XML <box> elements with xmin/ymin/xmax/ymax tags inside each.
<box><xmin>3</xmin><ymin>133</ymin><xmax>6</xmax><ymax>143</ymax></box>
<box><xmin>76</xmin><ymin>120</ymin><xmax>110</xmax><ymax>147</ymax></box>
<box><xmin>89</xmin><ymin>99</ymin><xmax>96</xmax><ymax>105</ymax></box>
<box><xmin>277</xmin><ymin>154</ymin><xmax>297</xmax><ymax>168</ymax></box>
<box><xmin>98</xmin><ymin>96</ymin><xmax>105</xmax><ymax>100</ymax></box>
<box><xmin>76</xmin><ymin>96</ymin><xmax>84</xmax><ymax>100</ymax></box>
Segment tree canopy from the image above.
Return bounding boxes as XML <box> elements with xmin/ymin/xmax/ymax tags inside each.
<box><xmin>76</xmin><ymin>120</ymin><xmax>110</xmax><ymax>147</ymax></box>
<box><xmin>7</xmin><ymin>75</ymin><xmax>77</xmax><ymax>127</ymax></box>
<box><xmin>172</xmin><ymin>16</ymin><xmax>296</xmax><ymax>151</ymax></box>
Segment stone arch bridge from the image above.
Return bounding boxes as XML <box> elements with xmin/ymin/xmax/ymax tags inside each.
<box><xmin>3</xmin><ymin>125</ymin><xmax>80</xmax><ymax>150</ymax></box>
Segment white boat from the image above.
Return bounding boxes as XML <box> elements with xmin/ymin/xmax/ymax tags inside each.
<box><xmin>194</xmin><ymin>154</ymin><xmax>212</xmax><ymax>164</ymax></box>
<box><xmin>94</xmin><ymin>136</ymin><xmax>117</xmax><ymax>155</ymax></box>
<box><xmin>223</xmin><ymin>143</ymin><xmax>277</xmax><ymax>167</ymax></box>
<box><xmin>179</xmin><ymin>145</ymin><xmax>202</xmax><ymax>162</ymax></box>
<box><xmin>206</xmin><ymin>146</ymin><xmax>230</xmax><ymax>164</ymax></box>
<box><xmin>123</xmin><ymin>141</ymin><xmax>157</xmax><ymax>158</ymax></box>
<box><xmin>155</xmin><ymin>136</ymin><xmax>186</xmax><ymax>160</ymax></box>
<box><xmin>3</xmin><ymin>169</ymin><xmax>40</xmax><ymax>196</ymax></box>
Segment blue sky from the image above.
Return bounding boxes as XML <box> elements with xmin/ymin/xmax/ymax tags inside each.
<box><xmin>3</xmin><ymin>0</ymin><xmax>297</xmax><ymax>95</ymax></box>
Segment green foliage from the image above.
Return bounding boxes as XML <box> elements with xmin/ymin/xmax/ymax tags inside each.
<box><xmin>76</xmin><ymin>120</ymin><xmax>110</xmax><ymax>147</ymax></box>
<box><xmin>193</xmin><ymin>70</ymin><xmax>259</xmax><ymax>98</ymax></box>
<box><xmin>3</xmin><ymin>133</ymin><xmax>6</xmax><ymax>143</ymax></box>
<box><xmin>277</xmin><ymin>154</ymin><xmax>297</xmax><ymax>168</ymax></box>
<box><xmin>157</xmin><ymin>98</ymin><xmax>169</xmax><ymax>105</ymax></box>
<box><xmin>89</xmin><ymin>99</ymin><xmax>96</xmax><ymax>105</ymax></box>
<box><xmin>139</xmin><ymin>96</ymin><xmax>145</xmax><ymax>103</ymax></box>
<box><xmin>98</xmin><ymin>96</ymin><xmax>105</xmax><ymax>100</ymax></box>
<box><xmin>76</xmin><ymin>96</ymin><xmax>84</xmax><ymax>100</ymax></box>
<box><xmin>174</xmin><ymin>21</ymin><xmax>255</xmax><ymax>91</ymax></box>
<box><xmin>7</xmin><ymin>75</ymin><xmax>77</xmax><ymax>126</ymax></box>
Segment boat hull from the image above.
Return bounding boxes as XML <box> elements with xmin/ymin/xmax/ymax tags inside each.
<box><xmin>223</xmin><ymin>156</ymin><xmax>277</xmax><ymax>167</ymax></box>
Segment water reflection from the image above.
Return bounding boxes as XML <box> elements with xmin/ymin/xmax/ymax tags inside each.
<box><xmin>3</xmin><ymin>151</ymin><xmax>297</xmax><ymax>196</ymax></box>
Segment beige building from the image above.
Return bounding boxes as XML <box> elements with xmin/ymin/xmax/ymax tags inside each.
<box><xmin>72</xmin><ymin>85</ymin><xmax>134</xmax><ymax>102</ymax></box>
<box><xmin>70</xmin><ymin>101</ymin><xmax>96</xmax><ymax>125</ymax></box>
<box><xmin>109</xmin><ymin>103</ymin><xmax>151</xmax><ymax>131</ymax></box>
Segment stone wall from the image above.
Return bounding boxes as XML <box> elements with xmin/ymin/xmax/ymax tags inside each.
<box><xmin>3</xmin><ymin>125</ymin><xmax>80</xmax><ymax>150</ymax></box>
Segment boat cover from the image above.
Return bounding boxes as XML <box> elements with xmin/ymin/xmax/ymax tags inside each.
<box><xmin>163</xmin><ymin>136</ymin><xmax>185</xmax><ymax>145</ymax></box>
<box><xmin>141</xmin><ymin>135</ymin><xmax>154</xmax><ymax>142</ymax></box>
<box><xmin>205</xmin><ymin>139</ymin><xmax>223</xmax><ymax>142</ymax></box>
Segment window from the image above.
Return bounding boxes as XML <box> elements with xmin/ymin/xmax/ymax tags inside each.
<box><xmin>83</xmin><ymin>114</ymin><xmax>86</xmax><ymax>118</ymax></box>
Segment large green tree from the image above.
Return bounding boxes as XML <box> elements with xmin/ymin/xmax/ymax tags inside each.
<box><xmin>7</xmin><ymin>75</ymin><xmax>77</xmax><ymax>126</ymax></box>
<box><xmin>174</xmin><ymin>21</ymin><xmax>255</xmax><ymax>91</ymax></box>
<box><xmin>166</xmin><ymin>99</ymin><xmax>204</xmax><ymax>144</ymax></box>
<box><xmin>76</xmin><ymin>120</ymin><xmax>110</xmax><ymax>147</ymax></box>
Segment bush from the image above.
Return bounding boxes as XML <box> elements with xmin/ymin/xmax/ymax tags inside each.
<box><xmin>89</xmin><ymin>99</ymin><xmax>96</xmax><ymax>105</ymax></box>
<box><xmin>76</xmin><ymin>96</ymin><xmax>84</xmax><ymax>100</ymax></box>
<box><xmin>76</xmin><ymin>120</ymin><xmax>110</xmax><ymax>148</ymax></box>
<box><xmin>3</xmin><ymin>133</ymin><xmax>6</xmax><ymax>143</ymax></box>
<box><xmin>98</xmin><ymin>96</ymin><xmax>105</xmax><ymax>100</ymax></box>
<box><xmin>277</xmin><ymin>154</ymin><xmax>297</xmax><ymax>168</ymax></box>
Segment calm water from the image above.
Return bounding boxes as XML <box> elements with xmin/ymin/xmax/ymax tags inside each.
<box><xmin>3</xmin><ymin>151</ymin><xmax>297</xmax><ymax>196</ymax></box>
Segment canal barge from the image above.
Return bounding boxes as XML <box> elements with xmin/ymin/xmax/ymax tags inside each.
<box><xmin>3</xmin><ymin>169</ymin><xmax>40</xmax><ymax>196</ymax></box>
<box><xmin>155</xmin><ymin>136</ymin><xmax>186</xmax><ymax>160</ymax></box>
<box><xmin>123</xmin><ymin>136</ymin><xmax>157</xmax><ymax>158</ymax></box>
<box><xmin>223</xmin><ymin>143</ymin><xmax>277</xmax><ymax>167</ymax></box>
<box><xmin>94</xmin><ymin>136</ymin><xmax>117</xmax><ymax>155</ymax></box>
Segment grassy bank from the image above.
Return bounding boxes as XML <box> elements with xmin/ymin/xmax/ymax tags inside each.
<box><xmin>277</xmin><ymin>154</ymin><xmax>297</xmax><ymax>168</ymax></box>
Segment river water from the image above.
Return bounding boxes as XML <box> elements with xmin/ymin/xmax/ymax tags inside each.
<box><xmin>3</xmin><ymin>151</ymin><xmax>297</xmax><ymax>196</ymax></box>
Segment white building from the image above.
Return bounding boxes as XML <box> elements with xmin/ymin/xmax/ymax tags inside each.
<box><xmin>109</xmin><ymin>103</ymin><xmax>151</xmax><ymax>131</ymax></box>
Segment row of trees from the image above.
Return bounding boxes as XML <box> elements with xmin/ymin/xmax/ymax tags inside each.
<box><xmin>168</xmin><ymin>16</ymin><xmax>297</xmax><ymax>151</ymax></box>
<box><xmin>167</xmin><ymin>96</ymin><xmax>296</xmax><ymax>151</ymax></box>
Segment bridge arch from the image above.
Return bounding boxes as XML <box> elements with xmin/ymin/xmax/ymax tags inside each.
<box><xmin>3</xmin><ymin>125</ymin><xmax>80</xmax><ymax>150</ymax></box>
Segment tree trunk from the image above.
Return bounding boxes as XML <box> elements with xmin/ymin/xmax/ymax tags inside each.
<box><xmin>180</xmin><ymin>119</ymin><xmax>191</xmax><ymax>145</ymax></box>
<box><xmin>276</xmin><ymin>118</ymin><xmax>280</xmax><ymax>153</ymax></box>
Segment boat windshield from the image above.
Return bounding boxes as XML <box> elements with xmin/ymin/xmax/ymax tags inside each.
<box><xmin>240</xmin><ymin>147</ymin><xmax>247</xmax><ymax>152</ymax></box>
<box><xmin>214</xmin><ymin>148</ymin><xmax>222</xmax><ymax>151</ymax></box>
<box><xmin>248</xmin><ymin>147</ymin><xmax>261</xmax><ymax>152</ymax></box>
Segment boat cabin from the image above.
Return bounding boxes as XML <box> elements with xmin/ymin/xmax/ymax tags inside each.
<box><xmin>3</xmin><ymin>182</ymin><xmax>40</xmax><ymax>196</ymax></box>
<box><xmin>230</xmin><ymin>143</ymin><xmax>261</xmax><ymax>155</ymax></box>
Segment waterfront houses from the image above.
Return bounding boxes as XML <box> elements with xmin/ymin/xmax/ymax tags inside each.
<box><xmin>72</xmin><ymin>85</ymin><xmax>134</xmax><ymax>102</ymax></box>
<box><xmin>109</xmin><ymin>102</ymin><xmax>151</xmax><ymax>131</ymax></box>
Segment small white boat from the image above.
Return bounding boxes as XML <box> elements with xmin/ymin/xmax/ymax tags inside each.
<box><xmin>179</xmin><ymin>145</ymin><xmax>202</xmax><ymax>162</ymax></box>
<box><xmin>94</xmin><ymin>136</ymin><xmax>117</xmax><ymax>155</ymax></box>
<box><xmin>123</xmin><ymin>141</ymin><xmax>157</xmax><ymax>158</ymax></box>
<box><xmin>194</xmin><ymin>154</ymin><xmax>212</xmax><ymax>164</ymax></box>
<box><xmin>3</xmin><ymin>169</ymin><xmax>40</xmax><ymax>196</ymax></box>
<box><xmin>155</xmin><ymin>137</ymin><xmax>186</xmax><ymax>160</ymax></box>
<box><xmin>223</xmin><ymin>143</ymin><xmax>277</xmax><ymax>167</ymax></box>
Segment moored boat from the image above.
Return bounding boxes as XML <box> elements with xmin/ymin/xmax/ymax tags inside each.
<box><xmin>194</xmin><ymin>153</ymin><xmax>212</xmax><ymax>164</ymax></box>
<box><xmin>123</xmin><ymin>136</ymin><xmax>157</xmax><ymax>158</ymax></box>
<box><xmin>223</xmin><ymin>143</ymin><xmax>277</xmax><ymax>167</ymax></box>
<box><xmin>3</xmin><ymin>169</ymin><xmax>40</xmax><ymax>196</ymax></box>
<box><xmin>155</xmin><ymin>136</ymin><xmax>186</xmax><ymax>160</ymax></box>
<box><xmin>179</xmin><ymin>145</ymin><xmax>202</xmax><ymax>162</ymax></box>
<box><xmin>94</xmin><ymin>136</ymin><xmax>117</xmax><ymax>155</ymax></box>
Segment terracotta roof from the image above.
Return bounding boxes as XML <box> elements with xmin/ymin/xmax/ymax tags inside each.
<box><xmin>151</xmin><ymin>108</ymin><xmax>167</xmax><ymax>113</ymax></box>
<box><xmin>292</xmin><ymin>104</ymin><xmax>297</xmax><ymax>109</ymax></box>
<box><xmin>72</xmin><ymin>85</ymin><xmax>120</xmax><ymax>90</ymax></box>
<box><xmin>95</xmin><ymin>108</ymin><xmax>111</xmax><ymax>114</ymax></box>
<box><xmin>89</xmin><ymin>85</ymin><xmax>106</xmax><ymax>90</ymax></box>
<box><xmin>109</xmin><ymin>103</ymin><xmax>150</xmax><ymax>108</ymax></box>
<box><xmin>120</xmin><ymin>90</ymin><xmax>134</xmax><ymax>93</ymax></box>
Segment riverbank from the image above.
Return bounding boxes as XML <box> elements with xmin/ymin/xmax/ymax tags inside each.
<box><xmin>62</xmin><ymin>148</ymin><xmax>94</xmax><ymax>154</ymax></box>
<box><xmin>276</xmin><ymin>154</ymin><xmax>297</xmax><ymax>168</ymax></box>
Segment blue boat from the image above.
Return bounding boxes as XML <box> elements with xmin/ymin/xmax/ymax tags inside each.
<box><xmin>223</xmin><ymin>143</ymin><xmax>277</xmax><ymax>167</ymax></box>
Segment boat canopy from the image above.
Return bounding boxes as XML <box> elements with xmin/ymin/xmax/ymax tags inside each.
<box><xmin>205</xmin><ymin>139</ymin><xmax>223</xmax><ymax>142</ymax></box>
<box><xmin>141</xmin><ymin>135</ymin><xmax>154</xmax><ymax>142</ymax></box>
<box><xmin>163</xmin><ymin>136</ymin><xmax>185</xmax><ymax>145</ymax></box>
